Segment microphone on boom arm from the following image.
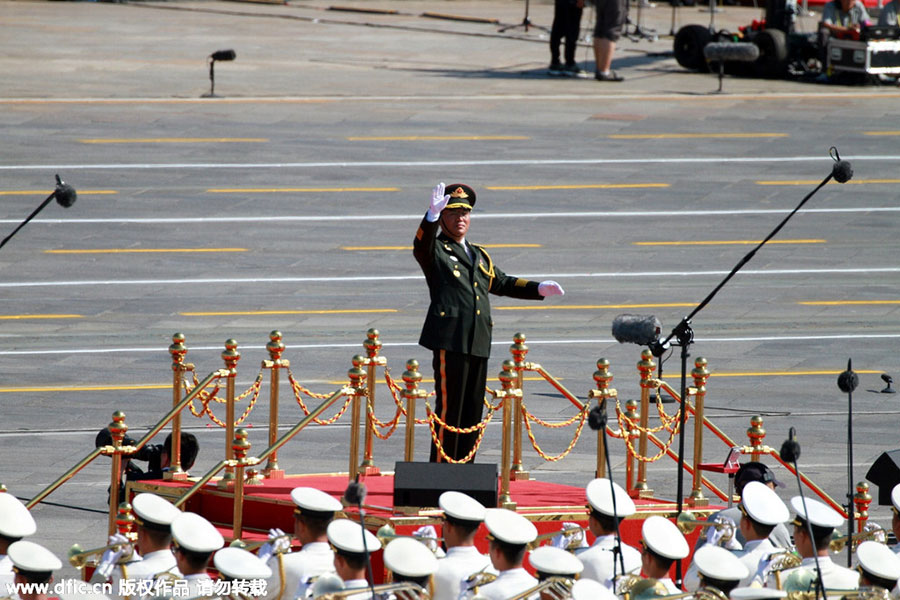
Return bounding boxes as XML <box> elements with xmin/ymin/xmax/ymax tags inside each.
<box><xmin>611</xmin><ymin>314</ymin><xmax>669</xmax><ymax>357</ymax></box>
<box><xmin>343</xmin><ymin>475</ymin><xmax>377</xmax><ymax>599</ymax></box>
<box><xmin>0</xmin><ymin>174</ymin><xmax>77</xmax><ymax>252</ymax></box>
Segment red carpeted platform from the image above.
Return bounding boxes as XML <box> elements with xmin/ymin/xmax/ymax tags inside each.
<box><xmin>130</xmin><ymin>473</ymin><xmax>718</xmax><ymax>581</ymax></box>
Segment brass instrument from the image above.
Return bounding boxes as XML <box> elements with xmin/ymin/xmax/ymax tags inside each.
<box><xmin>676</xmin><ymin>513</ymin><xmax>735</xmax><ymax>544</ymax></box>
<box><xmin>526</xmin><ymin>525</ymin><xmax>588</xmax><ymax>551</ymax></box>
<box><xmin>465</xmin><ymin>570</ymin><xmax>498</xmax><ymax>596</ymax></box>
<box><xmin>617</xmin><ymin>577</ymin><xmax>670</xmax><ymax>600</ymax></box>
<box><xmin>764</xmin><ymin>550</ymin><xmax>803</xmax><ymax>590</ymax></box>
<box><xmin>829</xmin><ymin>524</ymin><xmax>886</xmax><ymax>553</ymax></box>
<box><xmin>376</xmin><ymin>524</ymin><xmax>443</xmax><ymax>550</ymax></box>
<box><xmin>784</xmin><ymin>587</ymin><xmax>892</xmax><ymax>600</ymax></box>
<box><xmin>68</xmin><ymin>540</ymin><xmax>134</xmax><ymax>568</ymax></box>
<box><xmin>655</xmin><ymin>588</ymin><xmax>730</xmax><ymax>600</ymax></box>
<box><xmin>506</xmin><ymin>576</ymin><xmax>575</xmax><ymax>600</ymax></box>
<box><xmin>315</xmin><ymin>581</ymin><xmax>429</xmax><ymax>600</ymax></box>
<box><xmin>228</xmin><ymin>533</ymin><xmax>293</xmax><ymax>554</ymax></box>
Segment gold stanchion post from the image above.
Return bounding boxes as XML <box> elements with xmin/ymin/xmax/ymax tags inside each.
<box><xmin>218</xmin><ymin>339</ymin><xmax>240</xmax><ymax>489</ymax></box>
<box><xmin>166</xmin><ymin>333</ymin><xmax>193</xmax><ymax>481</ymax></box>
<box><xmin>264</xmin><ymin>331</ymin><xmax>286</xmax><ymax>479</ymax></box>
<box><xmin>116</xmin><ymin>502</ymin><xmax>135</xmax><ymax>539</ymax></box>
<box><xmin>854</xmin><ymin>481</ymin><xmax>871</xmax><ymax>533</ymax></box>
<box><xmin>499</xmin><ymin>360</ymin><xmax>518</xmax><ymax>509</ymax></box>
<box><xmin>402</xmin><ymin>359</ymin><xmax>425</xmax><ymax>462</ymax></box>
<box><xmin>688</xmin><ymin>357</ymin><xmax>710</xmax><ymax>507</ymax></box>
<box><xmin>347</xmin><ymin>355</ymin><xmax>367</xmax><ymax>482</ymax></box>
<box><xmin>108</xmin><ymin>411</ymin><xmax>128</xmax><ymax>535</ymax></box>
<box><xmin>635</xmin><ymin>350</ymin><xmax>655</xmax><ymax>497</ymax></box>
<box><xmin>360</xmin><ymin>329</ymin><xmax>385</xmax><ymax>476</ymax></box>
<box><xmin>591</xmin><ymin>358</ymin><xmax>615</xmax><ymax>479</ymax></box>
<box><xmin>231</xmin><ymin>429</ymin><xmax>251</xmax><ymax>541</ymax></box>
<box><xmin>509</xmin><ymin>333</ymin><xmax>530</xmax><ymax>481</ymax></box>
<box><xmin>624</xmin><ymin>399</ymin><xmax>638</xmax><ymax>493</ymax></box>
<box><xmin>747</xmin><ymin>415</ymin><xmax>766</xmax><ymax>462</ymax></box>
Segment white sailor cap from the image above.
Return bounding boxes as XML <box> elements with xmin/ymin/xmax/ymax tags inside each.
<box><xmin>171</xmin><ymin>512</ymin><xmax>225</xmax><ymax>553</ymax></box>
<box><xmin>856</xmin><ymin>540</ymin><xmax>900</xmax><ymax>582</ymax></box>
<box><xmin>0</xmin><ymin>493</ymin><xmax>37</xmax><ymax>539</ymax></box>
<box><xmin>484</xmin><ymin>508</ymin><xmax>537</xmax><ymax>546</ymax></box>
<box><xmin>213</xmin><ymin>547</ymin><xmax>273</xmax><ymax>580</ymax></box>
<box><xmin>642</xmin><ymin>516</ymin><xmax>689</xmax><ymax>559</ymax></box>
<box><xmin>789</xmin><ymin>496</ymin><xmax>843</xmax><ymax>529</ymax></box>
<box><xmin>693</xmin><ymin>545</ymin><xmax>750</xmax><ymax>582</ymax></box>
<box><xmin>439</xmin><ymin>491</ymin><xmax>486</xmax><ymax>523</ymax></box>
<box><xmin>383</xmin><ymin>537</ymin><xmax>438</xmax><ymax>578</ymax></box>
<box><xmin>740</xmin><ymin>481</ymin><xmax>789</xmax><ymax>526</ymax></box>
<box><xmin>730</xmin><ymin>587</ymin><xmax>787</xmax><ymax>600</ymax></box>
<box><xmin>586</xmin><ymin>479</ymin><xmax>636</xmax><ymax>518</ymax></box>
<box><xmin>327</xmin><ymin>519</ymin><xmax>381</xmax><ymax>554</ymax></box>
<box><xmin>571</xmin><ymin>578</ymin><xmax>618</xmax><ymax>600</ymax></box>
<box><xmin>891</xmin><ymin>483</ymin><xmax>900</xmax><ymax>513</ymax></box>
<box><xmin>132</xmin><ymin>493</ymin><xmax>181</xmax><ymax>531</ymax></box>
<box><xmin>290</xmin><ymin>487</ymin><xmax>342</xmax><ymax>515</ymax></box>
<box><xmin>528</xmin><ymin>546</ymin><xmax>584</xmax><ymax>577</ymax></box>
<box><xmin>8</xmin><ymin>540</ymin><xmax>62</xmax><ymax>574</ymax></box>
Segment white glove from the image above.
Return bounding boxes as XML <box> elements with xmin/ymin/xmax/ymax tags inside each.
<box><xmin>538</xmin><ymin>280</ymin><xmax>565</xmax><ymax>297</ymax></box>
<box><xmin>706</xmin><ymin>516</ymin><xmax>741</xmax><ymax>550</ymax></box>
<box><xmin>96</xmin><ymin>533</ymin><xmax>130</xmax><ymax>579</ymax></box>
<box><xmin>412</xmin><ymin>525</ymin><xmax>439</xmax><ymax>553</ymax></box>
<box><xmin>257</xmin><ymin>528</ymin><xmax>288</xmax><ymax>563</ymax></box>
<box><xmin>550</xmin><ymin>522</ymin><xmax>587</xmax><ymax>550</ymax></box>
<box><xmin>426</xmin><ymin>182</ymin><xmax>450</xmax><ymax>221</ymax></box>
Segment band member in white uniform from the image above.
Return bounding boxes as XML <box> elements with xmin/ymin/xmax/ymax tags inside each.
<box><xmin>326</xmin><ymin>519</ymin><xmax>381</xmax><ymax>599</ymax></box>
<box><xmin>692</xmin><ymin>545</ymin><xmax>750</xmax><ymax>597</ymax></box>
<box><xmin>383</xmin><ymin>537</ymin><xmax>438</xmax><ymax>598</ymax></box>
<box><xmin>0</xmin><ymin>492</ymin><xmax>37</xmax><ymax>594</ymax></box>
<box><xmin>433</xmin><ymin>491</ymin><xmax>494</xmax><ymax>600</ymax></box>
<box><xmin>640</xmin><ymin>516</ymin><xmax>690</xmax><ymax>593</ymax></box>
<box><xmin>855</xmin><ymin>540</ymin><xmax>900</xmax><ymax>593</ymax></box>
<box><xmin>206</xmin><ymin>547</ymin><xmax>272</xmax><ymax>600</ymax></box>
<box><xmin>576</xmin><ymin>479</ymin><xmax>641</xmax><ymax>590</ymax></box>
<box><xmin>474</xmin><ymin>509</ymin><xmax>538</xmax><ymax>600</ymax></box>
<box><xmin>171</xmin><ymin>512</ymin><xmax>225</xmax><ymax>600</ymax></box>
<box><xmin>8</xmin><ymin>541</ymin><xmax>68</xmax><ymax>600</ymax></box>
<box><xmin>891</xmin><ymin>484</ymin><xmax>900</xmax><ymax>556</ymax></box>
<box><xmin>771</xmin><ymin>497</ymin><xmax>859</xmax><ymax>591</ymax></box>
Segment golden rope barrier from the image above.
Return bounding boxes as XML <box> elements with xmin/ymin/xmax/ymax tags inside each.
<box><xmin>384</xmin><ymin>369</ymin><xmax>429</xmax><ymax>425</ymax></box>
<box><xmin>521</xmin><ymin>403</ymin><xmax>589</xmax><ymax>462</ymax></box>
<box><xmin>366</xmin><ymin>397</ymin><xmax>403</xmax><ymax>440</ymax></box>
<box><xmin>425</xmin><ymin>406</ymin><xmax>492</xmax><ymax>464</ymax></box>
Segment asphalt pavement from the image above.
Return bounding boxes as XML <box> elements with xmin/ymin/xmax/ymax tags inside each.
<box><xmin>2</xmin><ymin>0</ymin><xmax>900</xmax><ymax>579</ymax></box>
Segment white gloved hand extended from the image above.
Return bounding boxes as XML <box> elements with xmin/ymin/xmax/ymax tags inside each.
<box><xmin>412</xmin><ymin>525</ymin><xmax>440</xmax><ymax>554</ymax></box>
<box><xmin>96</xmin><ymin>533</ymin><xmax>130</xmax><ymax>579</ymax></box>
<box><xmin>538</xmin><ymin>280</ymin><xmax>565</xmax><ymax>297</ymax></box>
<box><xmin>550</xmin><ymin>522</ymin><xmax>587</xmax><ymax>550</ymax></box>
<box><xmin>257</xmin><ymin>528</ymin><xmax>288</xmax><ymax>563</ymax></box>
<box><xmin>706</xmin><ymin>516</ymin><xmax>741</xmax><ymax>550</ymax></box>
<box><xmin>426</xmin><ymin>182</ymin><xmax>450</xmax><ymax>221</ymax></box>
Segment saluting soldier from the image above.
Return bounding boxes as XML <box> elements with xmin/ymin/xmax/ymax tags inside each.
<box><xmin>7</xmin><ymin>541</ymin><xmax>63</xmax><ymax>600</ymax></box>
<box><xmin>92</xmin><ymin>493</ymin><xmax>181</xmax><ymax>599</ymax></box>
<box><xmin>640</xmin><ymin>516</ymin><xmax>690</xmax><ymax>594</ymax></box>
<box><xmin>170</xmin><ymin>512</ymin><xmax>225</xmax><ymax>599</ymax></box>
<box><xmin>383</xmin><ymin>537</ymin><xmax>438</xmax><ymax>598</ymax></box>
<box><xmin>692</xmin><ymin>545</ymin><xmax>751</xmax><ymax>598</ymax></box>
<box><xmin>576</xmin><ymin>479</ymin><xmax>641</xmax><ymax>590</ymax></box>
<box><xmin>471</xmin><ymin>508</ymin><xmax>538</xmax><ymax>599</ymax></box>
<box><xmin>433</xmin><ymin>491</ymin><xmax>494</xmax><ymax>600</ymax></box>
<box><xmin>413</xmin><ymin>182</ymin><xmax>564</xmax><ymax>462</ymax></box>
<box><xmin>259</xmin><ymin>487</ymin><xmax>342</xmax><ymax>600</ymax></box>
<box><xmin>0</xmin><ymin>493</ymin><xmax>38</xmax><ymax>594</ymax></box>
<box><xmin>326</xmin><ymin>519</ymin><xmax>381</xmax><ymax>598</ymax></box>
<box><xmin>770</xmin><ymin>497</ymin><xmax>859</xmax><ymax>591</ymax></box>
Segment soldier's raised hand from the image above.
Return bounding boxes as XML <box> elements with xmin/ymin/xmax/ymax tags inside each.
<box><xmin>427</xmin><ymin>182</ymin><xmax>450</xmax><ymax>220</ymax></box>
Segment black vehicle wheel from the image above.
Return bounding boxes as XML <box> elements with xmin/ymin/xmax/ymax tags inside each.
<box><xmin>753</xmin><ymin>28</ymin><xmax>789</xmax><ymax>78</ymax></box>
<box><xmin>674</xmin><ymin>25</ymin><xmax>712</xmax><ymax>71</ymax></box>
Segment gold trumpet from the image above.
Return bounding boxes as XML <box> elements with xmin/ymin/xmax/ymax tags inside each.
<box><xmin>676</xmin><ymin>513</ymin><xmax>735</xmax><ymax>544</ymax></box>
<box><xmin>68</xmin><ymin>541</ymin><xmax>134</xmax><ymax>568</ymax></box>
<box><xmin>229</xmin><ymin>533</ymin><xmax>293</xmax><ymax>553</ymax></box>
<box><xmin>376</xmin><ymin>525</ymin><xmax>443</xmax><ymax>550</ymax></box>
<box><xmin>527</xmin><ymin>525</ymin><xmax>588</xmax><ymax>551</ymax></box>
<box><xmin>465</xmin><ymin>570</ymin><xmax>498</xmax><ymax>595</ymax></box>
<box><xmin>315</xmin><ymin>581</ymin><xmax>429</xmax><ymax>600</ymax></box>
<box><xmin>829</xmin><ymin>524</ymin><xmax>886</xmax><ymax>553</ymax></box>
<box><xmin>506</xmin><ymin>576</ymin><xmax>574</xmax><ymax>600</ymax></box>
<box><xmin>654</xmin><ymin>587</ymin><xmax>730</xmax><ymax>600</ymax></box>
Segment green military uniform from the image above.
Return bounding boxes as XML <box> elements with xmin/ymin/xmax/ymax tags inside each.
<box><xmin>413</xmin><ymin>184</ymin><xmax>543</xmax><ymax>462</ymax></box>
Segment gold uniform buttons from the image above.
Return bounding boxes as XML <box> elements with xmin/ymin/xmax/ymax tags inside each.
<box><xmin>476</xmin><ymin>295</ymin><xmax>480</xmax><ymax>300</ymax></box>
<box><xmin>473</xmin><ymin>282</ymin><xmax>478</xmax><ymax>287</ymax></box>
<box><xmin>476</xmin><ymin>310</ymin><xmax>481</xmax><ymax>315</ymax></box>
<box><xmin>440</xmin><ymin>311</ymin><xmax>445</xmax><ymax>316</ymax></box>
<box><xmin>453</xmin><ymin>271</ymin><xmax>461</xmax><ymax>278</ymax></box>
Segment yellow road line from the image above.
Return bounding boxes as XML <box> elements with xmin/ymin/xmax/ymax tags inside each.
<box><xmin>713</xmin><ymin>369</ymin><xmax>882</xmax><ymax>377</ymax></box>
<box><xmin>487</xmin><ymin>183</ymin><xmax>668</xmax><ymax>190</ymax></box>
<box><xmin>0</xmin><ymin>384</ymin><xmax>169</xmax><ymax>393</ymax></box>
<box><xmin>180</xmin><ymin>309</ymin><xmax>398</xmax><ymax>316</ymax></box>
<box><xmin>45</xmin><ymin>248</ymin><xmax>247</xmax><ymax>254</ymax></box>
<box><xmin>207</xmin><ymin>187</ymin><xmax>400</xmax><ymax>193</ymax></box>
<box><xmin>756</xmin><ymin>179</ymin><xmax>900</xmax><ymax>185</ymax></box>
<box><xmin>864</xmin><ymin>131</ymin><xmax>900</xmax><ymax>136</ymax></box>
<box><xmin>342</xmin><ymin>243</ymin><xmax>543</xmax><ymax>251</ymax></box>
<box><xmin>0</xmin><ymin>190</ymin><xmax>117</xmax><ymax>196</ymax></box>
<box><xmin>0</xmin><ymin>314</ymin><xmax>82</xmax><ymax>320</ymax></box>
<box><xmin>346</xmin><ymin>135</ymin><xmax>530</xmax><ymax>141</ymax></box>
<box><xmin>609</xmin><ymin>133</ymin><xmax>788</xmax><ymax>139</ymax></box>
<box><xmin>634</xmin><ymin>239</ymin><xmax>825</xmax><ymax>246</ymax></box>
<box><xmin>495</xmin><ymin>303</ymin><xmax>697</xmax><ymax>311</ymax></box>
<box><xmin>79</xmin><ymin>138</ymin><xmax>268</xmax><ymax>144</ymax></box>
<box><xmin>798</xmin><ymin>300</ymin><xmax>900</xmax><ymax>306</ymax></box>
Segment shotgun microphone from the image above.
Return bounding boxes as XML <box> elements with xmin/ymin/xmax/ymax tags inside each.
<box><xmin>611</xmin><ymin>314</ymin><xmax>662</xmax><ymax>346</ymax></box>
